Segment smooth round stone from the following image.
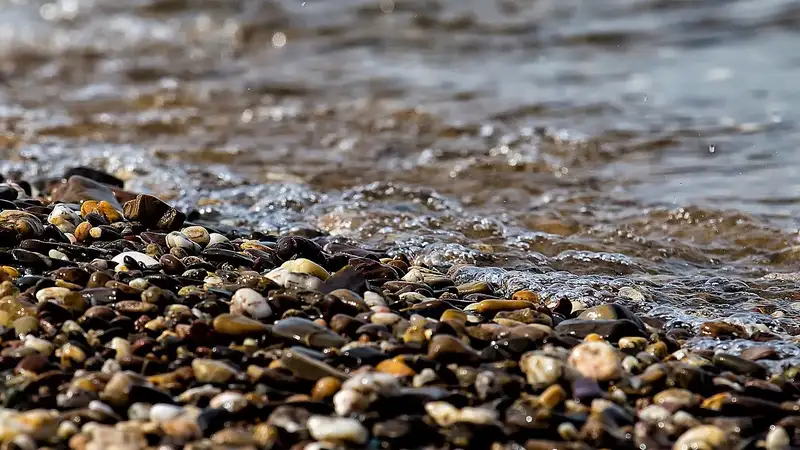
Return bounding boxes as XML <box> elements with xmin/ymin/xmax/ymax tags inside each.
<box><xmin>127</xmin><ymin>403</ymin><xmax>152</xmax><ymax>421</ymax></box>
<box><xmin>653</xmin><ymin>388</ymin><xmax>701</xmax><ymax>409</ymax></box>
<box><xmin>712</xmin><ymin>353</ymin><xmax>767</xmax><ymax>378</ymax></box>
<box><xmin>266</xmin><ymin>267</ymin><xmax>323</xmax><ymax>290</ymax></box>
<box><xmin>456</xmin><ymin>281</ymin><xmax>493</xmax><ymax>296</ymax></box>
<box><xmin>556</xmin><ymin>318</ymin><xmax>646</xmax><ymax>340</ymax></box>
<box><xmin>311</xmin><ymin>377</ymin><xmax>342</xmax><ymax>401</ymax></box>
<box><xmin>766</xmin><ymin>425</ymin><xmax>790</xmax><ymax>450</ymax></box>
<box><xmin>363</xmin><ymin>291</ymin><xmax>386</xmax><ymax>307</ymax></box>
<box><xmin>211</xmin><ymin>428</ymin><xmax>257</xmax><ymax>446</ymax></box>
<box><xmin>519</xmin><ymin>352</ymin><xmax>564</xmax><ymax>390</ymax></box>
<box><xmin>13</xmin><ymin>316</ymin><xmax>39</xmax><ymax>335</ymax></box>
<box><xmin>740</xmin><ymin>346</ymin><xmax>779</xmax><ymax>361</ymax></box>
<box><xmin>424</xmin><ymin>402</ymin><xmax>460</xmax><ymax>427</ymax></box>
<box><xmin>24</xmin><ymin>336</ymin><xmax>54</xmax><ymax>356</ymax></box>
<box><xmin>307</xmin><ymin>415</ymin><xmax>368</xmax><ymax>444</ymax></box>
<box><xmin>376</xmin><ymin>359</ymin><xmax>417</xmax><ymax>377</ymax></box>
<box><xmin>209</xmin><ymin>392</ymin><xmax>247</xmax><ymax>412</ymax></box>
<box><xmin>213</xmin><ymin>313</ymin><xmax>269</xmax><ymax>336</ymax></box>
<box><xmin>150</xmin><ymin>404</ymin><xmax>185</xmax><ymax>423</ymax></box>
<box><xmin>192</xmin><ymin>359</ymin><xmax>239</xmax><ymax>384</ymax></box>
<box><xmin>568</xmin><ymin>341</ymin><xmax>621</xmax><ymax>381</ymax></box>
<box><xmin>333</xmin><ymin>389</ymin><xmax>370</xmax><ymax>416</ymax></box>
<box><xmin>35</xmin><ymin>287</ymin><xmax>72</xmax><ymax>303</ymax></box>
<box><xmin>281</xmin><ymin>347</ymin><xmax>349</xmax><ymax>381</ymax></box>
<box><xmin>0</xmin><ymin>210</ymin><xmax>44</xmax><ymax>238</ymax></box>
<box><xmin>273</xmin><ymin>317</ymin><xmax>346</xmax><ymax>349</ymax></box>
<box><xmin>48</xmin><ymin>249</ymin><xmax>69</xmax><ymax>260</ymax></box>
<box><xmin>280</xmin><ymin>258</ymin><xmax>330</xmax><ymax>280</ymax></box>
<box><xmin>230</xmin><ymin>288</ymin><xmax>272</xmax><ymax>319</ymax></box>
<box><xmin>342</xmin><ymin>372</ymin><xmax>399</xmax><ymax>394</ymax></box>
<box><xmin>464</xmin><ymin>299</ymin><xmax>534</xmax><ymax>314</ymax></box>
<box><xmin>618</xmin><ymin>286</ymin><xmax>645</xmax><ymax>302</ymax></box>
<box><xmin>494</xmin><ymin>308</ymin><xmax>552</xmax><ymax>326</ymax></box>
<box><xmin>427</xmin><ymin>334</ymin><xmax>480</xmax><ymax>364</ymax></box>
<box><xmin>111</xmin><ymin>252</ymin><xmax>159</xmax><ymax>269</ymax></box>
<box><xmin>166</xmin><ymin>231</ymin><xmax>202</xmax><ymax>252</ymax></box>
<box><xmin>208</xmin><ymin>233</ymin><xmax>229</xmax><ymax>246</ymax></box>
<box><xmin>181</xmin><ymin>226</ymin><xmax>210</xmax><ymax>247</ymax></box>
<box><xmin>672</xmin><ymin>425</ymin><xmax>728</xmax><ymax>450</ymax></box>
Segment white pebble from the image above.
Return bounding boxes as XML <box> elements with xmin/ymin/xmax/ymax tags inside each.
<box><xmin>176</xmin><ymin>385</ymin><xmax>221</xmax><ymax>404</ymax></box>
<box><xmin>307</xmin><ymin>415</ymin><xmax>368</xmax><ymax>444</ymax></box>
<box><xmin>149</xmin><ymin>403</ymin><xmax>185</xmax><ymax>422</ymax></box>
<box><xmin>363</xmin><ymin>291</ymin><xmax>386</xmax><ymax>307</ymax></box>
<box><xmin>48</xmin><ymin>250</ymin><xmax>69</xmax><ymax>261</ymax></box>
<box><xmin>88</xmin><ymin>400</ymin><xmax>115</xmax><ymax>417</ymax></box>
<box><xmin>208</xmin><ymin>233</ymin><xmax>229</xmax><ymax>246</ymax></box>
<box><xmin>638</xmin><ymin>404</ymin><xmax>671</xmax><ymax>424</ymax></box>
<box><xmin>230</xmin><ymin>288</ymin><xmax>272</xmax><ymax>319</ymax></box>
<box><xmin>166</xmin><ymin>231</ymin><xmax>201</xmax><ymax>252</ymax></box>
<box><xmin>618</xmin><ymin>286</ymin><xmax>645</xmax><ymax>302</ymax></box>
<box><xmin>333</xmin><ymin>389</ymin><xmax>368</xmax><ymax>417</ymax></box>
<box><xmin>127</xmin><ymin>403</ymin><xmax>152</xmax><ymax>421</ymax></box>
<box><xmin>209</xmin><ymin>392</ymin><xmax>246</xmax><ymax>411</ymax></box>
<box><xmin>35</xmin><ymin>287</ymin><xmax>71</xmax><ymax>303</ymax></box>
<box><xmin>48</xmin><ymin>204</ymin><xmax>81</xmax><ymax>225</ymax></box>
<box><xmin>519</xmin><ymin>352</ymin><xmax>564</xmax><ymax>390</ymax></box>
<box><xmin>425</xmin><ymin>402</ymin><xmax>460</xmax><ymax>427</ymax></box>
<box><xmin>342</xmin><ymin>372</ymin><xmax>399</xmax><ymax>394</ymax></box>
<box><xmin>370</xmin><ymin>312</ymin><xmax>402</xmax><ymax>326</ymax></box>
<box><xmin>402</xmin><ymin>268</ymin><xmax>424</xmax><ymax>282</ymax></box>
<box><xmin>112</xmin><ymin>252</ymin><xmax>159</xmax><ymax>270</ymax></box>
<box><xmin>568</xmin><ymin>341</ymin><xmax>621</xmax><ymax>381</ymax></box>
<box><xmin>766</xmin><ymin>426</ymin><xmax>791</xmax><ymax>450</ymax></box>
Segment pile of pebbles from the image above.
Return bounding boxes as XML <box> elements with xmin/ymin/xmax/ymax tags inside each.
<box><xmin>0</xmin><ymin>168</ymin><xmax>797</xmax><ymax>450</ymax></box>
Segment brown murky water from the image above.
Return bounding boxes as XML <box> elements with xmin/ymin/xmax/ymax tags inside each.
<box><xmin>3</xmin><ymin>0</ymin><xmax>800</xmax><ymax>367</ymax></box>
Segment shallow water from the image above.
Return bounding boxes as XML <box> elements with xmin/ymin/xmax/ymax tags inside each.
<box><xmin>3</xmin><ymin>0</ymin><xmax>800</xmax><ymax>364</ymax></box>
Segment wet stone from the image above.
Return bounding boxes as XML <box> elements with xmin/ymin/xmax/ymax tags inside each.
<box><xmin>281</xmin><ymin>346</ymin><xmax>349</xmax><ymax>381</ymax></box>
<box><xmin>272</xmin><ymin>317</ymin><xmax>347</xmax><ymax>349</ymax></box>
<box><xmin>555</xmin><ymin>319</ymin><xmax>647</xmax><ymax>340</ymax></box>
<box><xmin>740</xmin><ymin>346</ymin><xmax>779</xmax><ymax>361</ymax></box>
<box><xmin>427</xmin><ymin>334</ymin><xmax>480</xmax><ymax>364</ymax></box>
<box><xmin>712</xmin><ymin>353</ymin><xmax>767</xmax><ymax>378</ymax></box>
<box><xmin>212</xmin><ymin>313</ymin><xmax>269</xmax><ymax>336</ymax></box>
<box><xmin>568</xmin><ymin>341</ymin><xmax>621</xmax><ymax>381</ymax></box>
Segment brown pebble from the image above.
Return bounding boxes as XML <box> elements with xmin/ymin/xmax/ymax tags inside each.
<box><xmin>74</xmin><ymin>222</ymin><xmax>92</xmax><ymax>241</ymax></box>
<box><xmin>740</xmin><ymin>346</ymin><xmax>778</xmax><ymax>361</ymax></box>
<box><xmin>376</xmin><ymin>358</ymin><xmax>417</xmax><ymax>377</ymax></box>
<box><xmin>512</xmin><ymin>290</ymin><xmax>540</xmax><ymax>302</ymax></box>
<box><xmin>427</xmin><ymin>334</ymin><xmax>480</xmax><ymax>364</ymax></box>
<box><xmin>311</xmin><ymin>376</ymin><xmax>342</xmax><ymax>400</ymax></box>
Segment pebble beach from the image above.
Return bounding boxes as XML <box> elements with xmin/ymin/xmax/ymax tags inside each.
<box><xmin>0</xmin><ymin>169</ymin><xmax>794</xmax><ymax>450</ymax></box>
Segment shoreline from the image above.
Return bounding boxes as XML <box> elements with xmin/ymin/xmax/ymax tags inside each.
<box><xmin>0</xmin><ymin>168</ymin><xmax>795</xmax><ymax>449</ymax></box>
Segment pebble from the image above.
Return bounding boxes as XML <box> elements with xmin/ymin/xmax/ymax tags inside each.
<box><xmin>150</xmin><ymin>403</ymin><xmax>186</xmax><ymax>422</ymax></box>
<box><xmin>307</xmin><ymin>415</ymin><xmax>368</xmax><ymax>444</ymax></box>
<box><xmin>568</xmin><ymin>341</ymin><xmax>621</xmax><ymax>381</ymax></box>
<box><xmin>672</xmin><ymin>425</ymin><xmax>728</xmax><ymax>450</ymax></box>
<box><xmin>111</xmin><ymin>251</ymin><xmax>159</xmax><ymax>269</ymax></box>
<box><xmin>520</xmin><ymin>352</ymin><xmax>564</xmax><ymax>390</ymax></box>
<box><xmin>765</xmin><ymin>425</ymin><xmax>791</xmax><ymax>450</ymax></box>
<box><xmin>230</xmin><ymin>287</ymin><xmax>272</xmax><ymax>319</ymax></box>
<box><xmin>192</xmin><ymin>359</ymin><xmax>239</xmax><ymax>383</ymax></box>
<box><xmin>212</xmin><ymin>313</ymin><xmax>269</xmax><ymax>335</ymax></box>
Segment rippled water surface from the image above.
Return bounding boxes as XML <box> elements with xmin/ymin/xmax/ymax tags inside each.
<box><xmin>3</xmin><ymin>0</ymin><xmax>800</xmax><ymax>363</ymax></box>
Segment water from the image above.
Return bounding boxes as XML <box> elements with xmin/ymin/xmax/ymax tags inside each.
<box><xmin>3</xmin><ymin>0</ymin><xmax>800</xmax><ymax>365</ymax></box>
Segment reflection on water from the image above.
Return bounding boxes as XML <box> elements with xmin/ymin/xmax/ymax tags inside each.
<box><xmin>3</xmin><ymin>0</ymin><xmax>800</xmax><ymax>363</ymax></box>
